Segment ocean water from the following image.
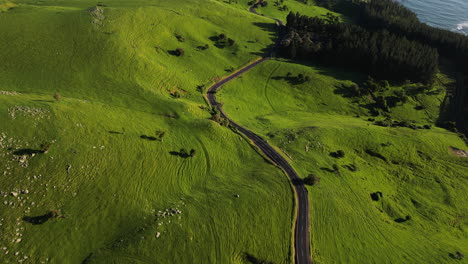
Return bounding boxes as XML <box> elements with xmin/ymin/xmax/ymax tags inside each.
<box><xmin>397</xmin><ymin>0</ymin><xmax>468</xmax><ymax>35</ymax></box>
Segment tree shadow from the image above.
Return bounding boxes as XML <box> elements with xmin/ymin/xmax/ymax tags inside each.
<box><xmin>243</xmin><ymin>252</ymin><xmax>273</xmax><ymax>264</ymax></box>
<box><xmin>291</xmin><ymin>178</ymin><xmax>304</xmax><ymax>186</ymax></box>
<box><xmin>320</xmin><ymin>167</ymin><xmax>336</xmax><ymax>173</ymax></box>
<box><xmin>22</xmin><ymin>211</ymin><xmax>60</xmax><ymax>225</ymax></box>
<box><xmin>13</xmin><ymin>149</ymin><xmax>43</xmax><ymax>156</ymax></box>
<box><xmin>333</xmin><ymin>84</ymin><xmax>357</xmax><ymax>98</ymax></box>
<box><xmin>169</xmin><ymin>149</ymin><xmax>191</xmax><ymax>158</ymax></box>
<box><xmin>109</xmin><ymin>131</ymin><xmax>124</xmax><ymax>135</ymax></box>
<box><xmin>370</xmin><ymin>192</ymin><xmax>383</xmax><ymax>201</ymax></box>
<box><xmin>32</xmin><ymin>100</ymin><xmax>54</xmax><ymax>103</ymax></box>
<box><xmin>250</xmin><ymin>22</ymin><xmax>280</xmax><ymax>56</ymax></box>
<box><xmin>271</xmin><ymin>75</ymin><xmax>309</xmax><ymax>85</ymax></box>
<box><xmin>394</xmin><ymin>218</ymin><xmax>408</xmax><ymax>223</ymax></box>
<box><xmin>140</xmin><ymin>135</ymin><xmax>158</xmax><ymax>141</ymax></box>
<box><xmin>167</xmin><ymin>50</ymin><xmax>180</xmax><ymax>56</ymax></box>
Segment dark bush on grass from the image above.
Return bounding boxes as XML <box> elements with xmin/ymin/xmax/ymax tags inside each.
<box><xmin>175</xmin><ymin>48</ymin><xmax>185</xmax><ymax>56</ymax></box>
<box><xmin>344</xmin><ymin>164</ymin><xmax>358</xmax><ymax>172</ymax></box>
<box><xmin>365</xmin><ymin>149</ymin><xmax>387</xmax><ymax>162</ymax></box>
<box><xmin>197</xmin><ymin>44</ymin><xmax>209</xmax><ymax>50</ymax></box>
<box><xmin>332</xmin><ymin>164</ymin><xmax>339</xmax><ymax>172</ymax></box>
<box><xmin>175</xmin><ymin>34</ymin><xmax>185</xmax><ymax>42</ymax></box>
<box><xmin>40</xmin><ymin>143</ymin><xmax>51</xmax><ymax>154</ymax></box>
<box><xmin>54</xmin><ymin>92</ymin><xmax>61</xmax><ymax>101</ymax></box>
<box><xmin>370</xmin><ymin>191</ymin><xmax>383</xmax><ymax>201</ymax></box>
<box><xmin>189</xmin><ymin>149</ymin><xmax>196</xmax><ymax>157</ymax></box>
<box><xmin>330</xmin><ymin>150</ymin><xmax>345</xmax><ymax>158</ymax></box>
<box><xmin>303</xmin><ymin>174</ymin><xmax>320</xmax><ymax>185</ymax></box>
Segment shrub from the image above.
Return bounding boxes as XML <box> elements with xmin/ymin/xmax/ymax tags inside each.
<box><xmin>332</xmin><ymin>164</ymin><xmax>339</xmax><ymax>172</ymax></box>
<box><xmin>197</xmin><ymin>44</ymin><xmax>209</xmax><ymax>50</ymax></box>
<box><xmin>189</xmin><ymin>149</ymin><xmax>196</xmax><ymax>157</ymax></box>
<box><xmin>175</xmin><ymin>48</ymin><xmax>184</xmax><ymax>56</ymax></box>
<box><xmin>455</xmin><ymin>252</ymin><xmax>464</xmax><ymax>260</ymax></box>
<box><xmin>53</xmin><ymin>92</ymin><xmax>61</xmax><ymax>101</ymax></box>
<box><xmin>175</xmin><ymin>34</ymin><xmax>185</xmax><ymax>42</ymax></box>
<box><xmin>227</xmin><ymin>38</ymin><xmax>235</xmax><ymax>46</ymax></box>
<box><xmin>220</xmin><ymin>118</ymin><xmax>230</xmax><ymax>127</ymax></box>
<box><xmin>40</xmin><ymin>143</ymin><xmax>51</xmax><ymax>154</ymax></box>
<box><xmin>155</xmin><ymin>131</ymin><xmax>165</xmax><ymax>141</ymax></box>
<box><xmin>330</xmin><ymin>150</ymin><xmax>345</xmax><ymax>158</ymax></box>
<box><xmin>370</xmin><ymin>192</ymin><xmax>383</xmax><ymax>201</ymax></box>
<box><xmin>303</xmin><ymin>174</ymin><xmax>320</xmax><ymax>185</ymax></box>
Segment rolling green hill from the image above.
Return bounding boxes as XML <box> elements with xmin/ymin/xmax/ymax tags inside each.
<box><xmin>1</xmin><ymin>0</ymin><xmax>467</xmax><ymax>263</ymax></box>
<box><xmin>0</xmin><ymin>0</ymin><xmax>294</xmax><ymax>263</ymax></box>
<box><xmin>218</xmin><ymin>59</ymin><xmax>468</xmax><ymax>263</ymax></box>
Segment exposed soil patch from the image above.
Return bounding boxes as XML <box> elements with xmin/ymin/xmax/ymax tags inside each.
<box><xmin>449</xmin><ymin>146</ymin><xmax>468</xmax><ymax>157</ymax></box>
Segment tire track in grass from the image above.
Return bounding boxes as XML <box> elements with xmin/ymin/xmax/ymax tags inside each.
<box><xmin>264</xmin><ymin>63</ymin><xmax>281</xmax><ymax>112</ymax></box>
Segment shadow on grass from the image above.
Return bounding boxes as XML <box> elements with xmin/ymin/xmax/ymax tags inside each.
<box><xmin>140</xmin><ymin>135</ymin><xmax>158</xmax><ymax>141</ymax></box>
<box><xmin>250</xmin><ymin>22</ymin><xmax>278</xmax><ymax>56</ymax></box>
<box><xmin>32</xmin><ymin>100</ymin><xmax>54</xmax><ymax>103</ymax></box>
<box><xmin>169</xmin><ymin>150</ymin><xmax>190</xmax><ymax>158</ymax></box>
<box><xmin>13</xmin><ymin>149</ymin><xmax>43</xmax><ymax>156</ymax></box>
<box><xmin>23</xmin><ymin>211</ymin><xmax>60</xmax><ymax>225</ymax></box>
<box><xmin>243</xmin><ymin>252</ymin><xmax>274</xmax><ymax>264</ymax></box>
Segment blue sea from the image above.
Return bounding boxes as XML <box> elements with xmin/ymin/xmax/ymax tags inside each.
<box><xmin>397</xmin><ymin>0</ymin><xmax>468</xmax><ymax>35</ymax></box>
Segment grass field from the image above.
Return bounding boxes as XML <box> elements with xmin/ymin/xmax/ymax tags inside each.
<box><xmin>0</xmin><ymin>0</ymin><xmax>295</xmax><ymax>263</ymax></box>
<box><xmin>1</xmin><ymin>0</ymin><xmax>467</xmax><ymax>263</ymax></box>
<box><xmin>218</xmin><ymin>59</ymin><xmax>468</xmax><ymax>263</ymax></box>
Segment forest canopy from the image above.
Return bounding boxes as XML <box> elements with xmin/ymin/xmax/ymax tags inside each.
<box><xmin>280</xmin><ymin>0</ymin><xmax>468</xmax><ymax>83</ymax></box>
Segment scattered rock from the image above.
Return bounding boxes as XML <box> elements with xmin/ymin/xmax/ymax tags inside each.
<box><xmin>156</xmin><ymin>232</ymin><xmax>161</xmax><ymax>238</ymax></box>
<box><xmin>234</xmin><ymin>194</ymin><xmax>240</xmax><ymax>198</ymax></box>
<box><xmin>10</xmin><ymin>192</ymin><xmax>18</xmax><ymax>197</ymax></box>
<box><xmin>0</xmin><ymin>91</ymin><xmax>18</xmax><ymax>95</ymax></box>
<box><xmin>449</xmin><ymin>146</ymin><xmax>468</xmax><ymax>157</ymax></box>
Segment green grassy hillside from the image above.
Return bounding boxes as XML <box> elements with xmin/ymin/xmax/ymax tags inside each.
<box><xmin>1</xmin><ymin>0</ymin><xmax>467</xmax><ymax>263</ymax></box>
<box><xmin>0</xmin><ymin>0</ymin><xmax>295</xmax><ymax>263</ymax></box>
<box><xmin>218</xmin><ymin>59</ymin><xmax>468</xmax><ymax>263</ymax></box>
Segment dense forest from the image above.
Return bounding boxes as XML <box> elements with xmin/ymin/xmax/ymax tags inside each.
<box><xmin>357</xmin><ymin>0</ymin><xmax>468</xmax><ymax>72</ymax></box>
<box><xmin>280</xmin><ymin>12</ymin><xmax>438</xmax><ymax>83</ymax></box>
<box><xmin>280</xmin><ymin>0</ymin><xmax>468</xmax><ymax>134</ymax></box>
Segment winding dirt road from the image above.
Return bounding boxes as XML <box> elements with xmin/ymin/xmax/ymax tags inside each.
<box><xmin>206</xmin><ymin>3</ymin><xmax>312</xmax><ymax>264</ymax></box>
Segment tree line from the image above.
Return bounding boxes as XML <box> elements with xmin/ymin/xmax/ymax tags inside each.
<box><xmin>280</xmin><ymin>12</ymin><xmax>438</xmax><ymax>83</ymax></box>
<box><xmin>356</xmin><ymin>0</ymin><xmax>468</xmax><ymax>72</ymax></box>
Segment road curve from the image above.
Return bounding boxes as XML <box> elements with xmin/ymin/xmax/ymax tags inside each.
<box><xmin>206</xmin><ymin>3</ymin><xmax>312</xmax><ymax>264</ymax></box>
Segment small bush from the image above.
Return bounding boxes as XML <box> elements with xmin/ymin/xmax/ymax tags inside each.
<box><xmin>53</xmin><ymin>93</ymin><xmax>61</xmax><ymax>101</ymax></box>
<box><xmin>175</xmin><ymin>34</ymin><xmax>185</xmax><ymax>42</ymax></box>
<box><xmin>40</xmin><ymin>143</ymin><xmax>51</xmax><ymax>154</ymax></box>
<box><xmin>303</xmin><ymin>174</ymin><xmax>320</xmax><ymax>186</ymax></box>
<box><xmin>227</xmin><ymin>38</ymin><xmax>235</xmax><ymax>46</ymax></box>
<box><xmin>155</xmin><ymin>131</ymin><xmax>165</xmax><ymax>141</ymax></box>
<box><xmin>175</xmin><ymin>48</ymin><xmax>185</xmax><ymax>56</ymax></box>
<box><xmin>332</xmin><ymin>164</ymin><xmax>339</xmax><ymax>172</ymax></box>
<box><xmin>197</xmin><ymin>44</ymin><xmax>209</xmax><ymax>50</ymax></box>
<box><xmin>330</xmin><ymin>150</ymin><xmax>345</xmax><ymax>158</ymax></box>
<box><xmin>189</xmin><ymin>149</ymin><xmax>196</xmax><ymax>157</ymax></box>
